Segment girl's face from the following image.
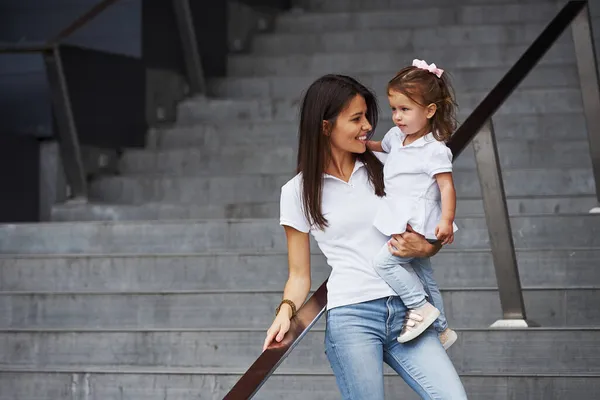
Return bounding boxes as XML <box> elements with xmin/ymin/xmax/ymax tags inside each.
<box><xmin>326</xmin><ymin>94</ymin><xmax>373</xmax><ymax>155</ymax></box>
<box><xmin>388</xmin><ymin>90</ymin><xmax>436</xmax><ymax>137</ymax></box>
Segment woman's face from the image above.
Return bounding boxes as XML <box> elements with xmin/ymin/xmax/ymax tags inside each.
<box><xmin>327</xmin><ymin>94</ymin><xmax>373</xmax><ymax>154</ymax></box>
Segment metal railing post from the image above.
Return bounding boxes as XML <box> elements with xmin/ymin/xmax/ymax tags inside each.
<box><xmin>43</xmin><ymin>45</ymin><xmax>88</xmax><ymax>202</ymax></box>
<box><xmin>472</xmin><ymin>119</ymin><xmax>536</xmax><ymax>328</ymax></box>
<box><xmin>172</xmin><ymin>0</ymin><xmax>206</xmax><ymax>95</ymax></box>
<box><xmin>571</xmin><ymin>2</ymin><xmax>600</xmax><ymax>213</ymax></box>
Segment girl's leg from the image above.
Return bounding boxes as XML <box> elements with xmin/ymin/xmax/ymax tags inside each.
<box><xmin>411</xmin><ymin>257</ymin><xmax>448</xmax><ymax>332</ymax></box>
<box><xmin>325</xmin><ymin>299</ymin><xmax>387</xmax><ymax>400</ymax></box>
<box><xmin>372</xmin><ymin>243</ymin><xmax>427</xmax><ymax>309</ymax></box>
<box><xmin>373</xmin><ymin>243</ymin><xmax>441</xmax><ymax>343</ymax></box>
<box><xmin>383</xmin><ymin>296</ymin><xmax>467</xmax><ymax>399</ymax></box>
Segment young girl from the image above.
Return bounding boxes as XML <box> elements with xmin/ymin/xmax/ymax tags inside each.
<box><xmin>367</xmin><ymin>59</ymin><xmax>459</xmax><ymax>349</ymax></box>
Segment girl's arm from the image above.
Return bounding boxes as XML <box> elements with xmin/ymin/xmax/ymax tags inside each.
<box><xmin>434</xmin><ymin>172</ymin><xmax>456</xmax><ymax>245</ymax></box>
<box><xmin>435</xmin><ymin>172</ymin><xmax>456</xmax><ymax>224</ymax></box>
<box><xmin>366</xmin><ymin>140</ymin><xmax>384</xmax><ymax>153</ymax></box>
<box><xmin>263</xmin><ymin>225</ymin><xmax>311</xmax><ymax>351</ymax></box>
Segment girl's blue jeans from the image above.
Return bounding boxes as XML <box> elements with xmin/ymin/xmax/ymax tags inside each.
<box><xmin>373</xmin><ymin>243</ymin><xmax>448</xmax><ymax>332</ymax></box>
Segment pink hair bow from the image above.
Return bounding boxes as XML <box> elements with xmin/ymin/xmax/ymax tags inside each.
<box><xmin>412</xmin><ymin>59</ymin><xmax>444</xmax><ymax>78</ymax></box>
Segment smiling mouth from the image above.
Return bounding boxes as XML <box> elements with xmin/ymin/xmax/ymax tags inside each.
<box><xmin>357</xmin><ymin>135</ymin><xmax>367</xmax><ymax>142</ymax></box>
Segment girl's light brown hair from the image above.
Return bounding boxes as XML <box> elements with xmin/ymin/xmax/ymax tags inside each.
<box><xmin>387</xmin><ymin>65</ymin><xmax>458</xmax><ymax>142</ymax></box>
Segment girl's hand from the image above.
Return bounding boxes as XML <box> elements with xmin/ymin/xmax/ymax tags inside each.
<box><xmin>435</xmin><ymin>220</ymin><xmax>454</xmax><ymax>245</ymax></box>
<box><xmin>263</xmin><ymin>313</ymin><xmax>292</xmax><ymax>352</ymax></box>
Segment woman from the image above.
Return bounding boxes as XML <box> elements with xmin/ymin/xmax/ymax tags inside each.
<box><xmin>263</xmin><ymin>75</ymin><xmax>467</xmax><ymax>399</ymax></box>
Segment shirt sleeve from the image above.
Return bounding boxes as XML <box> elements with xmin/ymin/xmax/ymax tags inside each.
<box><xmin>426</xmin><ymin>143</ymin><xmax>454</xmax><ymax>177</ymax></box>
<box><xmin>380</xmin><ymin>127</ymin><xmax>397</xmax><ymax>153</ymax></box>
<box><xmin>280</xmin><ymin>179</ymin><xmax>311</xmax><ymax>233</ymax></box>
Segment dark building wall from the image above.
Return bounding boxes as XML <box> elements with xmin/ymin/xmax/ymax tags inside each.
<box><xmin>0</xmin><ymin>134</ymin><xmax>40</xmax><ymax>222</ymax></box>
<box><xmin>0</xmin><ymin>0</ymin><xmax>141</xmax><ymax>138</ymax></box>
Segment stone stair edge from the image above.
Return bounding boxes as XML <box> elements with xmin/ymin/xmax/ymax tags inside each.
<box><xmin>2</xmin><ymin>365</ymin><xmax>599</xmax><ymax>378</ymax></box>
<box><xmin>150</xmin><ymin>111</ymin><xmax>584</xmax><ymax>131</ymax></box>
<box><xmin>2</xmin><ymin>246</ymin><xmax>600</xmax><ymax>259</ymax></box>
<box><xmin>2</xmin><ymin>212</ymin><xmax>600</xmax><ymax>227</ymax></box>
<box><xmin>276</xmin><ymin>3</ymin><xmax>566</xmax><ymax>18</ymax></box>
<box><xmin>227</xmin><ymin>41</ymin><xmax>574</xmax><ymax>58</ymax></box>
<box><xmin>92</xmin><ymin>166</ymin><xmax>593</xmax><ymax>178</ymax></box>
<box><xmin>1</xmin><ymin>286</ymin><xmax>598</xmax><ymax>295</ymax></box>
<box><xmin>122</xmin><ymin>137</ymin><xmax>593</xmax><ymax>154</ymax></box>
<box><xmin>0</xmin><ymin>327</ymin><xmax>598</xmax><ymax>333</ymax></box>
<box><xmin>257</xmin><ymin>20</ymin><xmax>562</xmax><ymax>35</ymax></box>
<box><xmin>183</xmin><ymin>86</ymin><xmax>582</xmax><ymax>105</ymax></box>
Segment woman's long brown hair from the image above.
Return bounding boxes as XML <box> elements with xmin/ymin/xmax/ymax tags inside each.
<box><xmin>297</xmin><ymin>74</ymin><xmax>385</xmax><ymax>230</ymax></box>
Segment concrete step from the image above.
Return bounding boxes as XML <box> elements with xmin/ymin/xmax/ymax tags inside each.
<box><xmin>252</xmin><ymin>23</ymin><xmax>572</xmax><ymax>55</ymax></box>
<box><xmin>119</xmin><ymin>146</ymin><xmax>296</xmax><ymax>175</ymax></box>
<box><xmin>88</xmin><ymin>168</ymin><xmax>594</xmax><ymax>204</ymax></box>
<box><xmin>227</xmin><ymin>43</ymin><xmax>573</xmax><ymax>76</ymax></box>
<box><xmin>295</xmin><ymin>0</ymin><xmax>568</xmax><ymax>13</ymax></box>
<box><xmin>275</xmin><ymin>4</ymin><xmax>565</xmax><ymax>32</ymax></box>
<box><xmin>50</xmin><ymin>195</ymin><xmax>599</xmax><ymax>222</ymax></box>
<box><xmin>1</xmin><ymin>214</ymin><xmax>599</xmax><ymax>254</ymax></box>
<box><xmin>177</xmin><ymin>88</ymin><xmax>582</xmax><ymax>122</ymax></box>
<box><xmin>1</xmin><ymin>329</ymin><xmax>599</xmax><ymax>375</ymax></box>
<box><xmin>1</xmin><ymin>248</ymin><xmax>599</xmax><ymax>292</ymax></box>
<box><xmin>1</xmin><ymin>369</ymin><xmax>599</xmax><ymax>400</ymax></box>
<box><xmin>118</xmin><ymin>139</ymin><xmax>592</xmax><ymax>175</ymax></box>
<box><xmin>51</xmin><ymin>201</ymin><xmax>281</xmax><ymax>221</ymax></box>
<box><xmin>1</xmin><ymin>288</ymin><xmax>598</xmax><ymax>329</ymax></box>
<box><xmin>208</xmin><ymin>65</ymin><xmax>580</xmax><ymax>98</ymax></box>
<box><xmin>89</xmin><ymin>173</ymin><xmax>293</xmax><ymax>205</ymax></box>
<box><xmin>150</xmin><ymin>113</ymin><xmax>587</xmax><ymax>149</ymax></box>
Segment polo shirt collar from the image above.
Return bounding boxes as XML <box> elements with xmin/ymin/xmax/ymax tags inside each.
<box><xmin>398</xmin><ymin>131</ymin><xmax>436</xmax><ymax>147</ymax></box>
<box><xmin>324</xmin><ymin>159</ymin><xmax>365</xmax><ymax>180</ymax></box>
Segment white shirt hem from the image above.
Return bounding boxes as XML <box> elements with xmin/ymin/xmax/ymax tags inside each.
<box><xmin>327</xmin><ymin>290</ymin><xmax>397</xmax><ymax>311</ymax></box>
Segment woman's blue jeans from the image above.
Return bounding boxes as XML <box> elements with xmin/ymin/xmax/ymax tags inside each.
<box><xmin>325</xmin><ymin>296</ymin><xmax>467</xmax><ymax>400</ymax></box>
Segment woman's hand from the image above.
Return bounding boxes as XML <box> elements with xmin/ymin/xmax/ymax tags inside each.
<box><xmin>263</xmin><ymin>310</ymin><xmax>292</xmax><ymax>351</ymax></box>
<box><xmin>388</xmin><ymin>225</ymin><xmax>442</xmax><ymax>258</ymax></box>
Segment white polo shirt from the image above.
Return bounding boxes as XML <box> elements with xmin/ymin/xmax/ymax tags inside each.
<box><xmin>374</xmin><ymin>127</ymin><xmax>456</xmax><ymax>239</ymax></box>
<box><xmin>280</xmin><ymin>160</ymin><xmax>396</xmax><ymax>310</ymax></box>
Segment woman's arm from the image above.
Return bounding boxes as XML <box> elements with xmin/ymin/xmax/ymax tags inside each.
<box><xmin>389</xmin><ymin>227</ymin><xmax>442</xmax><ymax>259</ymax></box>
<box><xmin>263</xmin><ymin>225</ymin><xmax>311</xmax><ymax>351</ymax></box>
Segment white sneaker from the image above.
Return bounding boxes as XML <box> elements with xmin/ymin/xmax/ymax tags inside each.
<box><xmin>439</xmin><ymin>328</ymin><xmax>458</xmax><ymax>351</ymax></box>
<box><xmin>397</xmin><ymin>302</ymin><xmax>440</xmax><ymax>343</ymax></box>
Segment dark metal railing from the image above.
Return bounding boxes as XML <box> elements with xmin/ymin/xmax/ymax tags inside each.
<box><xmin>225</xmin><ymin>0</ymin><xmax>600</xmax><ymax>397</ymax></box>
<box><xmin>0</xmin><ymin>0</ymin><xmax>205</xmax><ymax>202</ymax></box>
<box><xmin>48</xmin><ymin>0</ymin><xmax>122</xmax><ymax>44</ymax></box>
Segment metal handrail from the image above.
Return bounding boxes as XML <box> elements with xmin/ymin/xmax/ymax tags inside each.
<box><xmin>225</xmin><ymin>1</ymin><xmax>599</xmax><ymax>398</ymax></box>
<box><xmin>49</xmin><ymin>0</ymin><xmax>122</xmax><ymax>43</ymax></box>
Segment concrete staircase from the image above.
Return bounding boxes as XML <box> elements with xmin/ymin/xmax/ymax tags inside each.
<box><xmin>2</xmin><ymin>0</ymin><xmax>600</xmax><ymax>398</ymax></box>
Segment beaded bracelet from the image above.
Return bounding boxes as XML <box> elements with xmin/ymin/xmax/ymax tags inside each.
<box><xmin>275</xmin><ymin>299</ymin><xmax>297</xmax><ymax>319</ymax></box>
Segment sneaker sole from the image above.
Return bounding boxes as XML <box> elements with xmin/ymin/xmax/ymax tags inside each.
<box><xmin>397</xmin><ymin>309</ymin><xmax>441</xmax><ymax>343</ymax></box>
